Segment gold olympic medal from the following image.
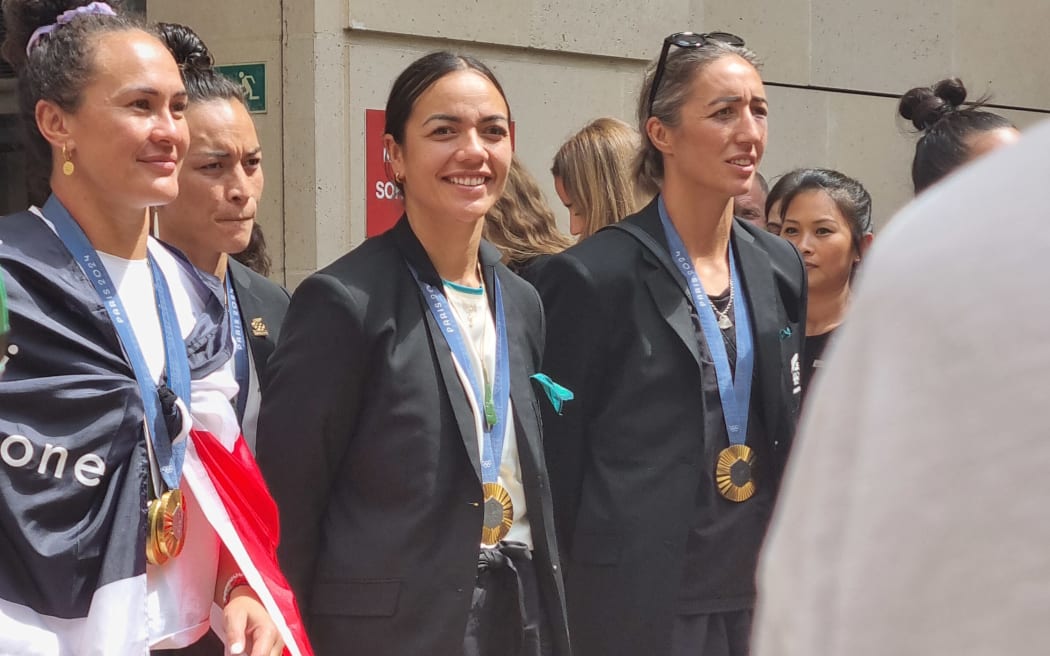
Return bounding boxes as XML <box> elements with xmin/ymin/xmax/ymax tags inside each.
<box><xmin>715</xmin><ymin>444</ymin><xmax>757</xmax><ymax>502</ymax></box>
<box><xmin>480</xmin><ymin>482</ymin><xmax>514</xmax><ymax>546</ymax></box>
<box><xmin>146</xmin><ymin>488</ymin><xmax>187</xmax><ymax>566</ymax></box>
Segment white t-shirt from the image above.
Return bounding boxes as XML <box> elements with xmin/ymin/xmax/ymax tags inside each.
<box><xmin>98</xmin><ymin>240</ymin><xmax>239</xmax><ymax>649</ymax></box>
<box><xmin>752</xmin><ymin>120</ymin><xmax>1050</xmax><ymax>656</ymax></box>
<box><xmin>444</xmin><ymin>282</ymin><xmax>533</xmax><ymax>549</ymax></box>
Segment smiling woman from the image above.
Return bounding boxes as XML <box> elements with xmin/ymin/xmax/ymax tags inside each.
<box><xmin>0</xmin><ymin>3</ymin><xmax>301</xmax><ymax>655</ymax></box>
<box><xmin>255</xmin><ymin>51</ymin><xmax>571</xmax><ymax>656</ymax></box>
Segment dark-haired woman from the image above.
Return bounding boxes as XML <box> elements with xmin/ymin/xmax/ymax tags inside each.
<box><xmin>256</xmin><ymin>51</ymin><xmax>570</xmax><ymax>656</ymax></box>
<box><xmin>0</xmin><ymin>2</ymin><xmax>305</xmax><ymax>655</ymax></box>
<box><xmin>155</xmin><ymin>22</ymin><xmax>290</xmax><ymax>454</ymax></box>
<box><xmin>533</xmin><ymin>33</ymin><xmax>805</xmax><ymax>656</ymax></box>
<box><xmin>899</xmin><ymin>77</ymin><xmax>1020</xmax><ymax>193</ymax></box>
<box><xmin>775</xmin><ymin>168</ymin><xmax>873</xmax><ymax>397</ymax></box>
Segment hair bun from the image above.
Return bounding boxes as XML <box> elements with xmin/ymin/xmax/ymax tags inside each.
<box><xmin>898</xmin><ymin>77</ymin><xmax>969</xmax><ymax>131</ymax></box>
<box><xmin>156</xmin><ymin>22</ymin><xmax>212</xmax><ymax>70</ymax></box>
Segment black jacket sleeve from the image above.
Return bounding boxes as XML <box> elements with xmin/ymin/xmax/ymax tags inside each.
<box><xmin>255</xmin><ymin>272</ymin><xmax>367</xmax><ymax>611</ymax></box>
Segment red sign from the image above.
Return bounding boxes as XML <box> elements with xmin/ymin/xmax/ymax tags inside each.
<box><xmin>364</xmin><ymin>109</ymin><xmax>516</xmax><ymax>238</ymax></box>
<box><xmin>365</xmin><ymin>109</ymin><xmax>403</xmax><ymax>238</ymax></box>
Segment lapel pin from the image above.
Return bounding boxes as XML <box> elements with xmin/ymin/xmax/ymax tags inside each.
<box><xmin>779</xmin><ymin>326</ymin><xmax>792</xmax><ymax>340</ymax></box>
<box><xmin>250</xmin><ymin>317</ymin><xmax>269</xmax><ymax>337</ymax></box>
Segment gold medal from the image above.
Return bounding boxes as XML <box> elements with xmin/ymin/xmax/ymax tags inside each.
<box><xmin>480</xmin><ymin>482</ymin><xmax>514</xmax><ymax>546</ymax></box>
<box><xmin>146</xmin><ymin>489</ymin><xmax>186</xmax><ymax>565</ymax></box>
<box><xmin>716</xmin><ymin>444</ymin><xmax>756</xmax><ymax>502</ymax></box>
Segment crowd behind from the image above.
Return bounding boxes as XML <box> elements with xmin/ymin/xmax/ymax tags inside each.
<box><xmin>0</xmin><ymin>1</ymin><xmax>1031</xmax><ymax>655</ymax></box>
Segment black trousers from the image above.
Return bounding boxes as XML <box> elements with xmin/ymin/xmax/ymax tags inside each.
<box><xmin>670</xmin><ymin>609</ymin><xmax>753</xmax><ymax>656</ymax></box>
<box><xmin>463</xmin><ymin>541</ymin><xmax>552</xmax><ymax>656</ymax></box>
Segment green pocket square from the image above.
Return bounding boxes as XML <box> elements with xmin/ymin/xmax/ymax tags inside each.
<box><xmin>530</xmin><ymin>373</ymin><xmax>574</xmax><ymax>415</ymax></box>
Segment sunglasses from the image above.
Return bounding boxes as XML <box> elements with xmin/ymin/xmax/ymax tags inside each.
<box><xmin>647</xmin><ymin>31</ymin><xmax>746</xmax><ymax>117</ymax></box>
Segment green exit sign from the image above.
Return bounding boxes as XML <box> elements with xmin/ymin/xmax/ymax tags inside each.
<box><xmin>216</xmin><ymin>63</ymin><xmax>266</xmax><ymax>114</ymax></box>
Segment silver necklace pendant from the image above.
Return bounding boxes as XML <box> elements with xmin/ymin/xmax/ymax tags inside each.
<box><xmin>717</xmin><ymin>313</ymin><xmax>733</xmax><ymax>330</ymax></box>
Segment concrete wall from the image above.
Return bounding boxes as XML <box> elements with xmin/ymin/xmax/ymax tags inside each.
<box><xmin>140</xmin><ymin>0</ymin><xmax>1050</xmax><ymax>286</ymax></box>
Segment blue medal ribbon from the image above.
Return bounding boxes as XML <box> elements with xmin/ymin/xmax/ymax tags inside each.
<box><xmin>658</xmin><ymin>196</ymin><xmax>754</xmax><ymax>445</ymax></box>
<box><xmin>225</xmin><ymin>276</ymin><xmax>250</xmax><ymax>421</ymax></box>
<box><xmin>408</xmin><ymin>264</ymin><xmax>510</xmax><ymax>484</ymax></box>
<box><xmin>43</xmin><ymin>195</ymin><xmax>191</xmax><ymax>490</ymax></box>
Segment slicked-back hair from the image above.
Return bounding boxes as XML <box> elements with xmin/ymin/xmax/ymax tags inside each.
<box><xmin>2</xmin><ymin>0</ymin><xmax>143</xmax><ymax>204</ymax></box>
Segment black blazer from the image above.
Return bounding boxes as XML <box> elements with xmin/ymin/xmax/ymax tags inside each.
<box><xmin>532</xmin><ymin>198</ymin><xmax>806</xmax><ymax>656</ymax></box>
<box><xmin>255</xmin><ymin>217</ymin><xmax>570</xmax><ymax>656</ymax></box>
<box><xmin>227</xmin><ymin>258</ymin><xmax>290</xmax><ymax>394</ymax></box>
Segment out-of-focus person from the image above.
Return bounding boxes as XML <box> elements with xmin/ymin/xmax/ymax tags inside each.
<box><xmin>534</xmin><ymin>32</ymin><xmax>805</xmax><ymax>656</ymax></box>
<box><xmin>899</xmin><ymin>77</ymin><xmax>1020</xmax><ymax>194</ymax></box>
<box><xmin>763</xmin><ymin>169</ymin><xmax>805</xmax><ymax>237</ymax></box>
<box><xmin>256</xmin><ymin>51</ymin><xmax>570</xmax><ymax>656</ymax></box>
<box><xmin>484</xmin><ymin>154</ymin><xmax>574</xmax><ymax>283</ymax></box>
<box><xmin>0</xmin><ymin>268</ymin><xmax>8</xmax><ymax>376</ymax></box>
<box><xmin>733</xmin><ymin>171</ymin><xmax>767</xmax><ymax>227</ymax></box>
<box><xmin>753</xmin><ymin>119</ymin><xmax>1050</xmax><ymax>656</ymax></box>
<box><xmin>155</xmin><ymin>22</ymin><xmax>290</xmax><ymax>455</ymax></box>
<box><xmin>0</xmin><ymin>2</ymin><xmax>305</xmax><ymax>654</ymax></box>
<box><xmin>550</xmin><ymin>117</ymin><xmax>648</xmax><ymax>239</ymax></box>
<box><xmin>0</xmin><ymin>234</ymin><xmax>7</xmax><ymax>456</ymax></box>
<box><xmin>775</xmin><ymin>168</ymin><xmax>872</xmax><ymax>396</ymax></box>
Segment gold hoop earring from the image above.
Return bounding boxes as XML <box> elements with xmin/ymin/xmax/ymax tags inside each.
<box><xmin>394</xmin><ymin>172</ymin><xmax>404</xmax><ymax>184</ymax></box>
<box><xmin>61</xmin><ymin>144</ymin><xmax>74</xmax><ymax>176</ymax></box>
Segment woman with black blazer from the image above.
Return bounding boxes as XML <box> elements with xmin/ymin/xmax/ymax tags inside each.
<box><xmin>532</xmin><ymin>33</ymin><xmax>806</xmax><ymax>656</ymax></box>
<box><xmin>255</xmin><ymin>52</ymin><xmax>570</xmax><ymax>656</ymax></box>
<box><xmin>154</xmin><ymin>24</ymin><xmax>290</xmax><ymax>461</ymax></box>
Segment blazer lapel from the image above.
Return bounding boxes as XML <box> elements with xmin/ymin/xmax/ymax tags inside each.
<box><xmin>621</xmin><ymin>209</ymin><xmax>704</xmax><ymax>370</ymax></box>
<box><xmin>228</xmin><ymin>261</ymin><xmax>271</xmax><ymax>368</ymax></box>
<box><xmin>391</xmin><ymin>217</ymin><xmax>483</xmax><ymax>481</ymax></box>
<box><xmin>732</xmin><ymin>223</ymin><xmax>786</xmax><ymax>439</ymax></box>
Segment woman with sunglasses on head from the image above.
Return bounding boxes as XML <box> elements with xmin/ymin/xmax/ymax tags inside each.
<box><xmin>256</xmin><ymin>51</ymin><xmax>570</xmax><ymax>656</ymax></box>
<box><xmin>155</xmin><ymin>22</ymin><xmax>290</xmax><ymax>455</ymax></box>
<box><xmin>532</xmin><ymin>32</ymin><xmax>806</xmax><ymax>656</ymax></box>
<box><xmin>0</xmin><ymin>3</ymin><xmax>305</xmax><ymax>654</ymax></box>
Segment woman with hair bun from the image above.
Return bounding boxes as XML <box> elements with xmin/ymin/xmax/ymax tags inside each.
<box><xmin>155</xmin><ymin>22</ymin><xmax>291</xmax><ymax>456</ymax></box>
<box><xmin>898</xmin><ymin>77</ymin><xmax>1019</xmax><ymax>193</ymax></box>
<box><xmin>0</xmin><ymin>3</ymin><xmax>305</xmax><ymax>654</ymax></box>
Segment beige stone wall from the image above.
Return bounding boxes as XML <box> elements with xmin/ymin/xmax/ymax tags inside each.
<box><xmin>140</xmin><ymin>0</ymin><xmax>1049</xmax><ymax>286</ymax></box>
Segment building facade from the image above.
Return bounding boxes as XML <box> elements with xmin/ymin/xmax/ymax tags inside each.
<box><xmin>1</xmin><ymin>1</ymin><xmax>1047</xmax><ymax>286</ymax></box>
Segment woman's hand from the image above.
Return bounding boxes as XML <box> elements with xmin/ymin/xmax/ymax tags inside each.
<box><xmin>223</xmin><ymin>585</ymin><xmax>284</xmax><ymax>656</ymax></box>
